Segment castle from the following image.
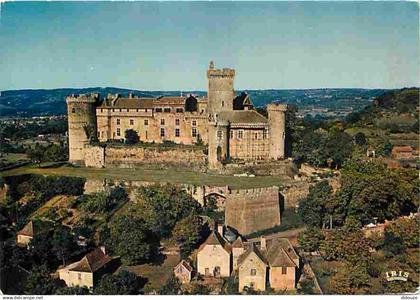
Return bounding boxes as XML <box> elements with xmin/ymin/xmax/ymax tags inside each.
<box><xmin>66</xmin><ymin>62</ymin><xmax>289</xmax><ymax>168</ymax></box>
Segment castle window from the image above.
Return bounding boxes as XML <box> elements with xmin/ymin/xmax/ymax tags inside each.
<box><xmin>116</xmin><ymin>128</ymin><xmax>121</xmax><ymax>136</ymax></box>
<box><xmin>161</xmin><ymin>119</ymin><xmax>165</xmax><ymax>125</ymax></box>
<box><xmin>119</xmin><ymin>109</ymin><xmax>122</xmax><ymax>112</ymax></box>
<box><xmin>116</xmin><ymin>119</ymin><xmax>120</xmax><ymax>125</ymax></box>
<box><xmin>217</xmin><ymin>130</ymin><xmax>222</xmax><ymax>140</ymax></box>
<box><xmin>136</xmin><ymin>109</ymin><xmax>139</xmax><ymax>112</ymax></box>
<box><xmin>250</xmin><ymin>269</ymin><xmax>257</xmax><ymax>276</ymax></box>
<box><xmin>192</xmin><ymin>120</ymin><xmax>197</xmax><ymax>127</ymax></box>
<box><xmin>237</xmin><ymin>130</ymin><xmax>243</xmax><ymax>139</ymax></box>
<box><xmin>263</xmin><ymin>130</ymin><xmax>268</xmax><ymax>140</ymax></box>
<box><xmin>144</xmin><ymin>119</ymin><xmax>149</xmax><ymax>126</ymax></box>
<box><xmin>222</xmin><ymin>101</ymin><xmax>225</xmax><ymax>107</ymax></box>
<box><xmin>112</xmin><ymin>109</ymin><xmax>115</xmax><ymax>112</ymax></box>
<box><xmin>175</xmin><ymin>128</ymin><xmax>180</xmax><ymax>137</ymax></box>
<box><xmin>127</xmin><ymin>109</ymin><xmax>129</xmax><ymax>112</ymax></box>
<box><xmin>155</xmin><ymin>108</ymin><xmax>162</xmax><ymax>113</ymax></box>
<box><xmin>160</xmin><ymin>128</ymin><xmax>165</xmax><ymax>137</ymax></box>
<box><xmin>130</xmin><ymin>119</ymin><xmax>134</xmax><ymax>125</ymax></box>
<box><xmin>100</xmin><ymin>109</ymin><xmax>103</xmax><ymax>113</ymax></box>
<box><xmin>254</xmin><ymin>133</ymin><xmax>258</xmax><ymax>140</ymax></box>
<box><xmin>230</xmin><ymin>131</ymin><xmax>234</xmax><ymax>139</ymax></box>
<box><xmin>164</xmin><ymin>108</ymin><xmax>171</xmax><ymax>113</ymax></box>
<box><xmin>175</xmin><ymin>119</ymin><xmax>180</xmax><ymax>126</ymax></box>
<box><xmin>145</xmin><ymin>131</ymin><xmax>148</xmax><ymax>139</ymax></box>
<box><xmin>192</xmin><ymin>128</ymin><xmax>197</xmax><ymax>137</ymax></box>
<box><xmin>78</xmin><ymin>273</ymin><xmax>82</xmax><ymax>281</ymax></box>
<box><xmin>71</xmin><ymin>108</ymin><xmax>76</xmax><ymax>113</ymax></box>
<box><xmin>282</xmin><ymin>267</ymin><xmax>287</xmax><ymax>275</ymax></box>
<box><xmin>176</xmin><ymin>108</ymin><xmax>183</xmax><ymax>113</ymax></box>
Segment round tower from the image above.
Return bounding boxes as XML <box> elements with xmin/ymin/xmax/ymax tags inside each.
<box><xmin>66</xmin><ymin>93</ymin><xmax>98</xmax><ymax>165</ymax></box>
<box><xmin>208</xmin><ymin>120</ymin><xmax>230</xmax><ymax>169</ymax></box>
<box><xmin>267</xmin><ymin>103</ymin><xmax>288</xmax><ymax>160</ymax></box>
<box><xmin>207</xmin><ymin>61</ymin><xmax>236</xmax><ymax>115</ymax></box>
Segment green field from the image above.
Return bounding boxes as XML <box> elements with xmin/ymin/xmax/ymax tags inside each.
<box><xmin>0</xmin><ymin>164</ymin><xmax>294</xmax><ymax>189</ymax></box>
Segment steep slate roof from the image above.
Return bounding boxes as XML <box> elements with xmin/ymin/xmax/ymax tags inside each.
<box><xmin>218</xmin><ymin>110</ymin><xmax>268</xmax><ymax>125</ymax></box>
<box><xmin>198</xmin><ymin>231</ymin><xmax>232</xmax><ymax>253</ymax></box>
<box><xmin>155</xmin><ymin>96</ymin><xmax>187</xmax><ymax>106</ymax></box>
<box><xmin>17</xmin><ymin>220</ymin><xmax>50</xmax><ymax>237</ymax></box>
<box><xmin>232</xmin><ymin>236</ymin><xmax>245</xmax><ymax>248</ymax></box>
<box><xmin>99</xmin><ymin>97</ymin><xmax>155</xmax><ymax>108</ymax></box>
<box><xmin>70</xmin><ymin>248</ymin><xmax>113</xmax><ymax>273</ymax></box>
<box><xmin>175</xmin><ymin>260</ymin><xmax>193</xmax><ymax>273</ymax></box>
<box><xmin>264</xmin><ymin>238</ymin><xmax>299</xmax><ymax>267</ymax></box>
<box><xmin>237</xmin><ymin>243</ymin><xmax>267</xmax><ymax>266</ymax></box>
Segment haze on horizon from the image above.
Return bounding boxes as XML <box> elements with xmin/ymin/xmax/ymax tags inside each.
<box><xmin>0</xmin><ymin>1</ymin><xmax>418</xmax><ymax>91</ymax></box>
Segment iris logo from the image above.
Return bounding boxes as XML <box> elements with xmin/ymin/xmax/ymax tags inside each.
<box><xmin>386</xmin><ymin>270</ymin><xmax>409</xmax><ymax>282</ymax></box>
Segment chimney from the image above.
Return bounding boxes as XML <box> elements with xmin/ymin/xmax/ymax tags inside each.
<box><xmin>100</xmin><ymin>246</ymin><xmax>106</xmax><ymax>254</ymax></box>
<box><xmin>217</xmin><ymin>224</ymin><xmax>224</xmax><ymax>238</ymax></box>
<box><xmin>260</xmin><ymin>236</ymin><xmax>267</xmax><ymax>251</ymax></box>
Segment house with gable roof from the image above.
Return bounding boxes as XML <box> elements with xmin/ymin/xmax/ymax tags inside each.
<box><xmin>58</xmin><ymin>247</ymin><xmax>118</xmax><ymax>289</ymax></box>
<box><xmin>237</xmin><ymin>236</ymin><xmax>300</xmax><ymax>292</ymax></box>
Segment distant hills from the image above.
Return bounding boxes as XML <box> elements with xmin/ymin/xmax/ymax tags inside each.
<box><xmin>0</xmin><ymin>87</ymin><xmax>390</xmax><ymax>117</ymax></box>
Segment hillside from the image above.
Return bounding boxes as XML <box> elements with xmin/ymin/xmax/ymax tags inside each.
<box><xmin>0</xmin><ymin>87</ymin><xmax>388</xmax><ymax>117</ymax></box>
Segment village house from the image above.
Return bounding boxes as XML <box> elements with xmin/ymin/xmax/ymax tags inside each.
<box><xmin>238</xmin><ymin>237</ymin><xmax>300</xmax><ymax>292</ymax></box>
<box><xmin>173</xmin><ymin>260</ymin><xmax>193</xmax><ymax>284</ymax></box>
<box><xmin>197</xmin><ymin>231</ymin><xmax>232</xmax><ymax>278</ymax></box>
<box><xmin>391</xmin><ymin>145</ymin><xmax>415</xmax><ymax>160</ymax></box>
<box><xmin>58</xmin><ymin>247</ymin><xmax>118</xmax><ymax>289</ymax></box>
<box><xmin>197</xmin><ymin>224</ymin><xmax>244</xmax><ymax>277</ymax></box>
<box><xmin>16</xmin><ymin>220</ymin><xmax>50</xmax><ymax>248</ymax></box>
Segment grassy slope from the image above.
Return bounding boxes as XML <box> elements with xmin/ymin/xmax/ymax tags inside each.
<box><xmin>0</xmin><ymin>164</ymin><xmax>294</xmax><ymax>189</ymax></box>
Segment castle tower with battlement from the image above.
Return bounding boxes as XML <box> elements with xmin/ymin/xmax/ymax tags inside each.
<box><xmin>207</xmin><ymin>61</ymin><xmax>236</xmax><ymax>115</ymax></box>
<box><xmin>66</xmin><ymin>93</ymin><xmax>99</xmax><ymax>165</ymax></box>
<box><xmin>267</xmin><ymin>103</ymin><xmax>288</xmax><ymax>160</ymax></box>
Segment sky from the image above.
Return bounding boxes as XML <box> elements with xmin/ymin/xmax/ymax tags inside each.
<box><xmin>0</xmin><ymin>1</ymin><xmax>418</xmax><ymax>91</ymax></box>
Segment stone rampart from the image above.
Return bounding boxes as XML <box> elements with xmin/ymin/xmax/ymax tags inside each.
<box><xmin>225</xmin><ymin>186</ymin><xmax>281</xmax><ymax>235</ymax></box>
<box><xmin>84</xmin><ymin>145</ymin><xmax>207</xmax><ymax>168</ymax></box>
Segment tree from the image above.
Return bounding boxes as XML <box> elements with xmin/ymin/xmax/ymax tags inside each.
<box><xmin>298</xmin><ymin>226</ymin><xmax>324</xmax><ymax>252</ymax></box>
<box><xmin>56</xmin><ymin>286</ymin><xmax>90</xmax><ymax>295</ymax></box>
<box><xmin>354</xmin><ymin>132</ymin><xmax>367</xmax><ymax>146</ymax></box>
<box><xmin>24</xmin><ymin>264</ymin><xmax>57</xmax><ymax>295</ymax></box>
<box><xmin>329</xmin><ymin>270</ymin><xmax>352</xmax><ymax>294</ymax></box>
<box><xmin>338</xmin><ymin>159</ymin><xmax>419</xmax><ymax>225</ymax></box>
<box><xmin>189</xmin><ymin>283</ymin><xmax>211</xmax><ymax>295</ymax></box>
<box><xmin>158</xmin><ymin>275</ymin><xmax>182</xmax><ymax>295</ymax></box>
<box><xmin>94</xmin><ymin>270</ymin><xmax>146</xmax><ymax>295</ymax></box>
<box><xmin>172</xmin><ymin>214</ymin><xmax>207</xmax><ymax>258</ymax></box>
<box><xmin>28</xmin><ymin>143</ymin><xmax>45</xmax><ymax>165</ymax></box>
<box><xmin>105</xmin><ymin>215</ymin><xmax>159</xmax><ymax>265</ymax></box>
<box><xmin>135</xmin><ymin>184</ymin><xmax>201</xmax><ymax>238</ymax></box>
<box><xmin>125</xmin><ymin>129</ymin><xmax>139</xmax><ymax>144</ymax></box>
<box><xmin>298</xmin><ymin>181</ymin><xmax>333</xmax><ymax>228</ymax></box>
<box><xmin>51</xmin><ymin>225</ymin><xmax>77</xmax><ymax>266</ymax></box>
<box><xmin>385</xmin><ymin>216</ymin><xmax>419</xmax><ymax>248</ymax></box>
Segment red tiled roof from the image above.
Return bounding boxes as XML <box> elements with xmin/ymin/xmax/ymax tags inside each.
<box><xmin>175</xmin><ymin>260</ymin><xmax>193</xmax><ymax>273</ymax></box>
<box><xmin>70</xmin><ymin>247</ymin><xmax>113</xmax><ymax>273</ymax></box>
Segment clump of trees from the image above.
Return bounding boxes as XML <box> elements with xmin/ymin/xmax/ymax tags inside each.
<box><xmin>94</xmin><ymin>270</ymin><xmax>146</xmax><ymax>295</ymax></box>
<box><xmin>134</xmin><ymin>184</ymin><xmax>202</xmax><ymax>238</ymax></box>
<box><xmin>292</xmin><ymin>125</ymin><xmax>353</xmax><ymax>168</ymax></box>
<box><xmin>27</xmin><ymin>142</ymin><xmax>68</xmax><ymax>164</ymax></box>
<box><xmin>298</xmin><ymin>159</ymin><xmax>418</xmax><ymax>228</ymax></box>
<box><xmin>79</xmin><ymin>187</ymin><xmax>128</xmax><ymax>214</ymax></box>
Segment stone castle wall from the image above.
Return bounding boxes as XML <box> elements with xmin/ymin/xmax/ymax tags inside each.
<box><xmin>84</xmin><ymin>145</ymin><xmax>207</xmax><ymax>168</ymax></box>
<box><xmin>225</xmin><ymin>186</ymin><xmax>281</xmax><ymax>235</ymax></box>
